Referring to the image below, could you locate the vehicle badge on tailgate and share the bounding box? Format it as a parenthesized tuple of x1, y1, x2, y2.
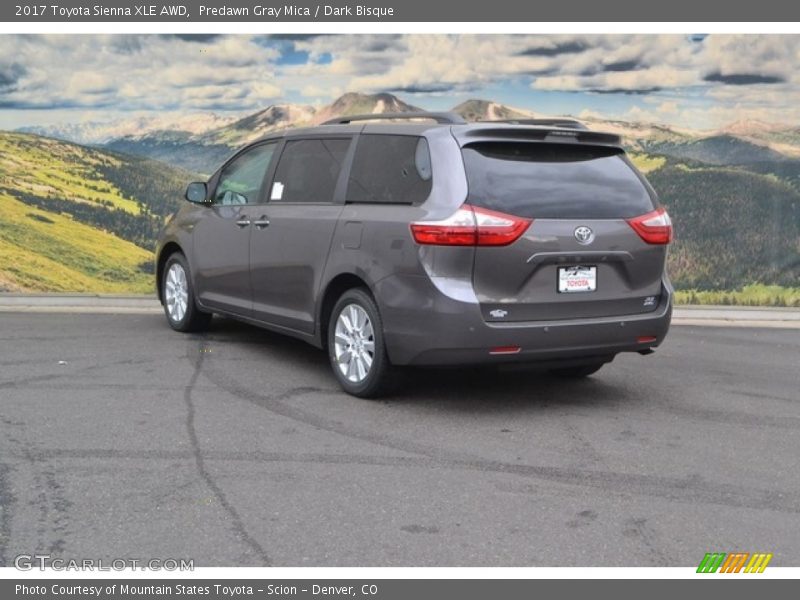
(574, 226, 594, 245)
(489, 309, 508, 318)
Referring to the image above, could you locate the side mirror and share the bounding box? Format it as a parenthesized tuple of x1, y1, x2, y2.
(185, 182, 208, 204)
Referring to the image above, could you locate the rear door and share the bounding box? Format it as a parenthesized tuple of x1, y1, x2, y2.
(249, 137, 352, 332)
(461, 141, 667, 321)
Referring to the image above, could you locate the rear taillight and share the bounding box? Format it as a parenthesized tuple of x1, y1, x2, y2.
(627, 207, 673, 245)
(410, 204, 531, 247)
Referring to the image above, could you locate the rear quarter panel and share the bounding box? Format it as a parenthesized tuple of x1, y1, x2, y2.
(317, 129, 474, 333)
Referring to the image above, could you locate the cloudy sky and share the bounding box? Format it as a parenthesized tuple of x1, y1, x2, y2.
(2, 34, 800, 131)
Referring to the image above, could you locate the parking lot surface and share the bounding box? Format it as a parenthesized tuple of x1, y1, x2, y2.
(0, 313, 798, 566)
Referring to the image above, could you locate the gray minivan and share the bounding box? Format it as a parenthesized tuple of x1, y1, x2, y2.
(156, 112, 673, 397)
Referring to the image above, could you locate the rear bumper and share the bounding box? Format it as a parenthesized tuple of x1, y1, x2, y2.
(375, 274, 672, 366)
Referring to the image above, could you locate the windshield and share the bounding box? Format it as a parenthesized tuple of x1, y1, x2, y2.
(462, 142, 655, 219)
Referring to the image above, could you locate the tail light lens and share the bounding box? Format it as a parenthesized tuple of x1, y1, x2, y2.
(627, 207, 673, 245)
(410, 204, 531, 246)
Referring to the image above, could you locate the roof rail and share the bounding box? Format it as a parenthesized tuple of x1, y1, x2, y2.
(321, 112, 466, 125)
(485, 118, 589, 130)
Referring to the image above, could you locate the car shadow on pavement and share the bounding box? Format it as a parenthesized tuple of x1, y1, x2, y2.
(203, 317, 633, 413)
(392, 365, 631, 412)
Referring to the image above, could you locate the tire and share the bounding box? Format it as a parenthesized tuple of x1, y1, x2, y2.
(327, 288, 394, 398)
(549, 363, 605, 378)
(161, 252, 212, 333)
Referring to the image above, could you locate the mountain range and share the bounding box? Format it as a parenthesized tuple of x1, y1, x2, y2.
(19, 92, 800, 173)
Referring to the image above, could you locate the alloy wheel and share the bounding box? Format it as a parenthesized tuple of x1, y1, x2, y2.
(164, 262, 189, 323)
(333, 304, 376, 383)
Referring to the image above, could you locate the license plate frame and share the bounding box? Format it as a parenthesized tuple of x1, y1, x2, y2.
(558, 265, 597, 293)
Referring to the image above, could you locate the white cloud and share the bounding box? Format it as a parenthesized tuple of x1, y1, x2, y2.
(656, 101, 680, 114)
(0, 35, 282, 111)
(2, 34, 800, 131)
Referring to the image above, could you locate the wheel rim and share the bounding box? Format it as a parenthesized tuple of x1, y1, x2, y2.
(164, 263, 189, 323)
(333, 304, 375, 383)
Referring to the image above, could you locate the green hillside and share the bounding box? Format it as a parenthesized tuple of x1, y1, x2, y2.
(0, 191, 152, 292)
(644, 158, 800, 290)
(0, 132, 196, 293)
(642, 135, 790, 165)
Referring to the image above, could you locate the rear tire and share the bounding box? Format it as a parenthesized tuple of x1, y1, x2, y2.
(162, 253, 212, 333)
(327, 288, 394, 398)
(549, 363, 605, 378)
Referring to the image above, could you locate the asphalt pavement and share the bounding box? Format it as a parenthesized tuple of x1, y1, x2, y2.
(0, 311, 798, 567)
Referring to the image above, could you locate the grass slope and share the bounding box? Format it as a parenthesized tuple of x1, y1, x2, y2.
(0, 131, 197, 293)
(674, 284, 800, 307)
(0, 191, 151, 292)
(0, 133, 141, 214)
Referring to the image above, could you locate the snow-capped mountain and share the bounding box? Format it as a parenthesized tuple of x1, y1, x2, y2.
(451, 99, 536, 122)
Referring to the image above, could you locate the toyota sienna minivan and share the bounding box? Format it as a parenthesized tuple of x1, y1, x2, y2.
(156, 112, 673, 397)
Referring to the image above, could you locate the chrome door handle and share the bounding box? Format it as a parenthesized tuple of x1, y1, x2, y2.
(235, 218, 251, 227)
(253, 216, 270, 229)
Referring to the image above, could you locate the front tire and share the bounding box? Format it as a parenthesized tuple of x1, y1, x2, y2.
(327, 288, 393, 398)
(162, 253, 211, 333)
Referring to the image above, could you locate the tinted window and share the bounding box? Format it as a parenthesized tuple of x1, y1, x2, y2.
(462, 142, 654, 219)
(347, 135, 432, 205)
(214, 143, 276, 205)
(270, 138, 350, 203)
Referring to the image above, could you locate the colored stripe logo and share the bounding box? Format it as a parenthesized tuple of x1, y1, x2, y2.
(697, 552, 772, 573)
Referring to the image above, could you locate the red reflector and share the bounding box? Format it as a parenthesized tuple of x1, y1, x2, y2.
(637, 336, 657, 344)
(626, 207, 673, 245)
(410, 204, 531, 247)
(489, 346, 521, 355)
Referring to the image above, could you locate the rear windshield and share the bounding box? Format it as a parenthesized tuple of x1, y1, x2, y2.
(461, 142, 654, 219)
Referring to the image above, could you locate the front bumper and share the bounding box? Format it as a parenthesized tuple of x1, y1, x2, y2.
(375, 274, 673, 366)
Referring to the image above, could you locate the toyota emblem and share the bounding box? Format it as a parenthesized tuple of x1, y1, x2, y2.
(574, 226, 595, 245)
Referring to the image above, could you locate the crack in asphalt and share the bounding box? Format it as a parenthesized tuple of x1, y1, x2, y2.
(0, 462, 14, 567)
(621, 516, 669, 566)
(0, 414, 72, 564)
(561, 421, 606, 468)
(0, 357, 157, 390)
(25, 445, 800, 514)
(183, 337, 271, 566)
(196, 347, 800, 516)
(3, 315, 798, 567)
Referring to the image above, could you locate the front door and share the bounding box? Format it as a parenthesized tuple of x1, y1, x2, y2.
(192, 142, 278, 316)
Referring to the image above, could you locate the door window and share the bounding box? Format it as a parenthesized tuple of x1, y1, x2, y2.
(346, 135, 432, 204)
(214, 142, 277, 206)
(269, 138, 351, 204)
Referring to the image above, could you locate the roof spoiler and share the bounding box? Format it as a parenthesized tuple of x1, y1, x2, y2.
(482, 118, 589, 131)
(321, 112, 466, 125)
(459, 126, 623, 148)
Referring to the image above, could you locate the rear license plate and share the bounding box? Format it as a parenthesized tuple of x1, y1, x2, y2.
(558, 266, 597, 293)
